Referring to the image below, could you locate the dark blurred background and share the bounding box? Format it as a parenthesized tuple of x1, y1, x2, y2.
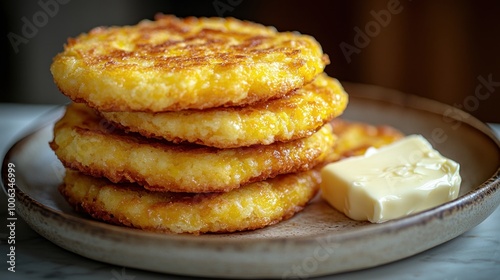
(2, 0, 499, 122)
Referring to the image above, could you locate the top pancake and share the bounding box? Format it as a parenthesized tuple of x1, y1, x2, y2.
(51, 14, 329, 112)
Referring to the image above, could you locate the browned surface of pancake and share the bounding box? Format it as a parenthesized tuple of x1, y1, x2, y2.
(50, 14, 328, 112)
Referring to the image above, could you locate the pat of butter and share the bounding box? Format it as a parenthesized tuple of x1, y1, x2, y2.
(320, 135, 461, 223)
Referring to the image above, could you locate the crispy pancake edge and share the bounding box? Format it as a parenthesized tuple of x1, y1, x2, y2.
(50, 103, 336, 192)
(100, 74, 348, 148)
(59, 168, 321, 234)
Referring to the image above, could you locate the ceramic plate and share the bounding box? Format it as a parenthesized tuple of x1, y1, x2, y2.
(2, 83, 499, 279)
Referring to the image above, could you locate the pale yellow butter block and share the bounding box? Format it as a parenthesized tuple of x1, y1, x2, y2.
(320, 135, 461, 223)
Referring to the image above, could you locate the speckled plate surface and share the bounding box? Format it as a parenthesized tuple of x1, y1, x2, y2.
(2, 83, 500, 279)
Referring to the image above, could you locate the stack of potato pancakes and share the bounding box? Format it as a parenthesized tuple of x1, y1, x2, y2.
(50, 14, 357, 234)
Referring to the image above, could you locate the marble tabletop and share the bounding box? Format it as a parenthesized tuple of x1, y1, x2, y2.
(0, 103, 499, 280)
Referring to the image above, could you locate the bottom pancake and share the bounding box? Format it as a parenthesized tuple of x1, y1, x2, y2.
(60, 169, 320, 234)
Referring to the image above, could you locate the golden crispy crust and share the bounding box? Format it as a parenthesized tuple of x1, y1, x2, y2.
(50, 14, 328, 112)
(59, 168, 320, 234)
(50, 103, 335, 192)
(100, 74, 348, 148)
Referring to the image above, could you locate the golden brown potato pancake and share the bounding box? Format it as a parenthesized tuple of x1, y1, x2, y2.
(100, 74, 348, 148)
(50, 103, 335, 192)
(326, 118, 404, 162)
(50, 14, 329, 112)
(59, 168, 321, 234)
